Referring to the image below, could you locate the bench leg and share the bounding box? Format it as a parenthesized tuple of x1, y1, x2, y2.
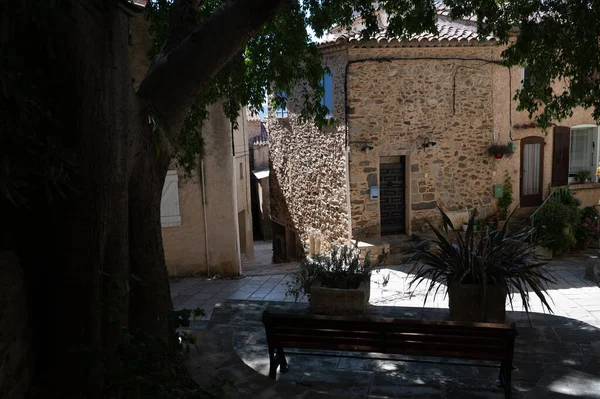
(277, 348, 289, 373)
(497, 361, 512, 399)
(268, 349, 278, 379)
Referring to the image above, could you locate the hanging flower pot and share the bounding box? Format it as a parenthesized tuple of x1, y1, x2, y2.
(487, 143, 514, 159)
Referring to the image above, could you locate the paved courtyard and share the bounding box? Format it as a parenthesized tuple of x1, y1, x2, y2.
(170, 253, 600, 398)
(171, 255, 600, 329)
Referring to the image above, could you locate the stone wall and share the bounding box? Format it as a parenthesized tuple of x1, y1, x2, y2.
(347, 46, 497, 235)
(253, 144, 269, 171)
(270, 41, 600, 247)
(0, 251, 33, 399)
(269, 48, 350, 254)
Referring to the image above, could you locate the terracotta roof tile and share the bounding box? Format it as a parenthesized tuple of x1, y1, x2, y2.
(318, 4, 491, 47)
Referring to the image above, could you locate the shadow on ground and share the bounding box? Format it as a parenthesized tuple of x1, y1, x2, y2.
(208, 300, 600, 399)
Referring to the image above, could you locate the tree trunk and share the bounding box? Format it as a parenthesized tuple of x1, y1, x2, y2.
(1, 0, 293, 396)
(128, 135, 173, 337)
(41, 1, 141, 396)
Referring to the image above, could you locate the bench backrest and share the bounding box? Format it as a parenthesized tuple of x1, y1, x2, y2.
(262, 311, 517, 362)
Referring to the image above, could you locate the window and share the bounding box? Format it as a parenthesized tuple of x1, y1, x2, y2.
(160, 170, 181, 227)
(239, 162, 244, 180)
(570, 127, 597, 176)
(321, 71, 333, 118)
(552, 125, 599, 186)
(521, 67, 535, 90)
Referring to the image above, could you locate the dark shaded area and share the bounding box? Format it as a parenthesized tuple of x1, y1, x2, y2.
(209, 300, 600, 398)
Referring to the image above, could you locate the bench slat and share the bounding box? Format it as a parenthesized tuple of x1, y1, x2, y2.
(272, 324, 512, 339)
(271, 327, 509, 347)
(268, 316, 513, 336)
(266, 312, 512, 330)
(273, 340, 507, 361)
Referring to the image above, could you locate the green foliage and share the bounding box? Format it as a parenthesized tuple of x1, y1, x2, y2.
(286, 244, 373, 301)
(144, 0, 448, 174)
(446, 0, 600, 129)
(408, 207, 554, 315)
(145, 0, 330, 174)
(533, 188, 581, 254)
(576, 170, 592, 184)
(497, 170, 513, 220)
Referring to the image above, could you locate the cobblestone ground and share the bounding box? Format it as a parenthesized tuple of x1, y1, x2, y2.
(170, 254, 600, 329)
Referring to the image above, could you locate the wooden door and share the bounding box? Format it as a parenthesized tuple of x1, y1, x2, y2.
(520, 137, 545, 207)
(380, 157, 406, 235)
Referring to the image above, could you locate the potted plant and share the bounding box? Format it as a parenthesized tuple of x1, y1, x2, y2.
(286, 244, 374, 315)
(497, 171, 513, 230)
(408, 208, 554, 323)
(487, 143, 515, 159)
(575, 170, 593, 184)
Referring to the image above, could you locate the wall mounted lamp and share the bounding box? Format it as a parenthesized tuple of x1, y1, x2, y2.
(361, 144, 374, 152)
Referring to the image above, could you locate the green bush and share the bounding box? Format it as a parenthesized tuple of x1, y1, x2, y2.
(533, 199, 579, 254)
(576, 206, 600, 241)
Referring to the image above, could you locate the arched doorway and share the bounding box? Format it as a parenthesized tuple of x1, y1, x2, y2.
(520, 136, 545, 207)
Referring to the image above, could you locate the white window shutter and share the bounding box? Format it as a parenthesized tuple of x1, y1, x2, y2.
(161, 170, 181, 227)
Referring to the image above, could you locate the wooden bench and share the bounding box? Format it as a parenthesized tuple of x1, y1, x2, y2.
(262, 311, 518, 399)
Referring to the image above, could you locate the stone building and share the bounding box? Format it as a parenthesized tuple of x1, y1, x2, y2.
(269, 3, 600, 258)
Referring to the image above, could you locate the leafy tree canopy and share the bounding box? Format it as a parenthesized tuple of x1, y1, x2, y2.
(445, 0, 600, 128)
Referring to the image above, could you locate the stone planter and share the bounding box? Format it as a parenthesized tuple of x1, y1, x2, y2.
(535, 246, 553, 260)
(309, 278, 370, 316)
(448, 281, 507, 323)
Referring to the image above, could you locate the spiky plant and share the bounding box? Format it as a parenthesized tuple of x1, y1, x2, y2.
(408, 207, 555, 316)
(286, 244, 372, 301)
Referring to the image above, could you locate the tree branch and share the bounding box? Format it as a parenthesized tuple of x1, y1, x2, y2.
(161, 0, 203, 53)
(138, 0, 292, 137)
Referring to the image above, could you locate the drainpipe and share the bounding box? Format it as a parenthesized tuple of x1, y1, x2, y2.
(345, 145, 352, 244)
(200, 159, 210, 276)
